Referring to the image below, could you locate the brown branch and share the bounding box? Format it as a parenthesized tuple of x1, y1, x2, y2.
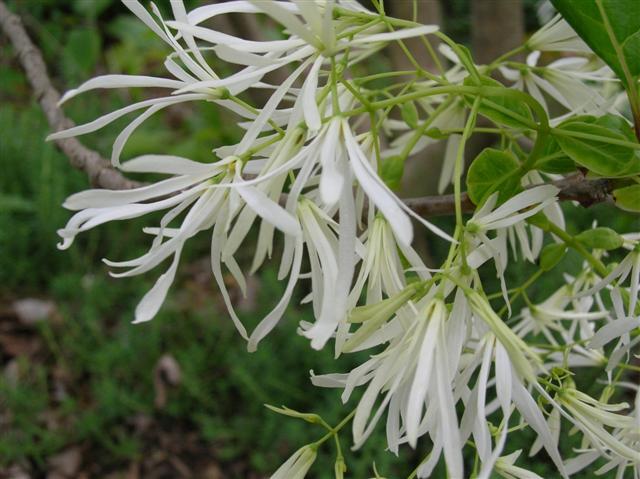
(0, 0, 141, 190)
(403, 173, 614, 217)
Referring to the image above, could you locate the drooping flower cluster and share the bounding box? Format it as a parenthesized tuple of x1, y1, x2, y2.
(52, 2, 640, 478)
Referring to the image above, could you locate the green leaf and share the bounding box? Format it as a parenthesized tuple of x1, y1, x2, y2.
(463, 76, 535, 129)
(466, 148, 522, 205)
(551, 0, 640, 88)
(401, 101, 419, 129)
(534, 137, 576, 174)
(540, 243, 567, 271)
(576, 227, 624, 250)
(553, 116, 640, 176)
(613, 184, 640, 212)
(380, 155, 405, 191)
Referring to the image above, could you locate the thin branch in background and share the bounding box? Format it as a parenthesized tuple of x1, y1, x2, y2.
(404, 173, 615, 217)
(0, 0, 141, 190)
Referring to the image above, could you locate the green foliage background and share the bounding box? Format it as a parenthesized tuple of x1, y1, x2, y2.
(0, 1, 636, 477)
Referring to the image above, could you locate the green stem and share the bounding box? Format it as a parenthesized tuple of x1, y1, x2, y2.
(433, 31, 481, 83)
(312, 410, 357, 448)
(400, 97, 455, 160)
(541, 221, 608, 277)
(455, 97, 481, 228)
(498, 269, 544, 317)
(342, 85, 548, 130)
(485, 44, 527, 72)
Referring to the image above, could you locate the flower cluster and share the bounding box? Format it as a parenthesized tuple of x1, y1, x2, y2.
(53, 2, 640, 478)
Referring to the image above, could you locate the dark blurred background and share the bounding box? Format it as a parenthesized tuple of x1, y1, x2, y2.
(0, 1, 635, 478)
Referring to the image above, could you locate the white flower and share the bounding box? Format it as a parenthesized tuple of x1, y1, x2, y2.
(468, 185, 559, 234)
(333, 215, 428, 354)
(555, 385, 639, 466)
(271, 444, 317, 479)
(499, 52, 612, 119)
(494, 450, 544, 479)
(313, 294, 466, 477)
(527, 14, 591, 53)
(58, 154, 301, 336)
(466, 185, 559, 306)
(165, 0, 438, 131)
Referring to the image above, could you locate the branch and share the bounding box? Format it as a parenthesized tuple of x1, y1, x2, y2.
(0, 1, 141, 190)
(403, 173, 614, 217)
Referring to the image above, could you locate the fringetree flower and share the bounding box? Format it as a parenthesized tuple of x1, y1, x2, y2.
(499, 51, 613, 120)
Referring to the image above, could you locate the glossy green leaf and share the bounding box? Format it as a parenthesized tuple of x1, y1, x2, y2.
(551, 0, 640, 88)
(534, 137, 576, 174)
(466, 148, 521, 205)
(380, 155, 405, 191)
(540, 243, 567, 271)
(463, 76, 535, 129)
(576, 227, 624, 250)
(613, 184, 640, 212)
(553, 116, 640, 177)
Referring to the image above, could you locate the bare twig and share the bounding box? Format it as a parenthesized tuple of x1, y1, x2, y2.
(0, 2, 617, 219)
(404, 172, 614, 217)
(0, 0, 141, 190)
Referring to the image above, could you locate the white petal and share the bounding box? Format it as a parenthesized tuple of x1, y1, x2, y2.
(293, 0, 322, 38)
(59, 75, 184, 105)
(170, 0, 217, 79)
(435, 334, 464, 479)
(480, 185, 559, 226)
(122, 0, 170, 43)
(351, 25, 438, 44)
(187, 1, 299, 26)
(210, 208, 249, 340)
(111, 103, 167, 166)
(133, 247, 182, 323)
(249, 0, 318, 47)
(235, 59, 310, 155)
(406, 303, 442, 447)
(512, 380, 567, 478)
(301, 55, 323, 132)
(237, 185, 301, 237)
(319, 120, 344, 205)
(589, 318, 640, 348)
(120, 154, 218, 175)
(63, 174, 210, 210)
(47, 94, 206, 141)
(213, 44, 274, 66)
(307, 165, 355, 350)
(343, 122, 413, 246)
(247, 237, 303, 351)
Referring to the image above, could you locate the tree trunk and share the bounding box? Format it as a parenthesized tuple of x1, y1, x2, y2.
(386, 0, 442, 72)
(471, 0, 524, 64)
